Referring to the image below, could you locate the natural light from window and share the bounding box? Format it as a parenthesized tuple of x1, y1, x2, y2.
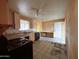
(19, 19, 30, 30)
(54, 22, 65, 44)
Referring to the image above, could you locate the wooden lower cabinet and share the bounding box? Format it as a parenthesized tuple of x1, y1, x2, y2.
(9, 42, 33, 59)
(41, 32, 53, 38)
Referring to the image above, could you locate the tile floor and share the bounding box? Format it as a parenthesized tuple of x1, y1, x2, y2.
(33, 40, 67, 59)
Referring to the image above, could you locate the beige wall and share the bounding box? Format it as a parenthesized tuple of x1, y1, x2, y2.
(32, 19, 42, 32)
(42, 19, 64, 32)
(65, 0, 78, 59)
(42, 21, 54, 32)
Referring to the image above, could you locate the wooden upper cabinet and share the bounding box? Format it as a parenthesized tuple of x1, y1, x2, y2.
(14, 12, 20, 29)
(0, 0, 12, 25)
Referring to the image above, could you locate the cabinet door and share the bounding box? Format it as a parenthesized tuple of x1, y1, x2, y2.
(0, 0, 11, 25)
(14, 12, 20, 29)
(9, 42, 33, 59)
(8, 9, 15, 28)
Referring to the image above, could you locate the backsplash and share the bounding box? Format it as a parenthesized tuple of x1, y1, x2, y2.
(3, 28, 34, 40)
(4, 28, 22, 35)
(3, 28, 33, 40)
(4, 28, 35, 35)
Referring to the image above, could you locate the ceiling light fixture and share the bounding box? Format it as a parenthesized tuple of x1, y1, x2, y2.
(32, 8, 41, 18)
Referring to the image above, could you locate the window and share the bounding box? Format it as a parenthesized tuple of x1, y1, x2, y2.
(54, 22, 62, 38)
(19, 19, 30, 30)
(54, 22, 66, 44)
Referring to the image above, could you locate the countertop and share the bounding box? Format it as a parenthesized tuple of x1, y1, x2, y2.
(7, 38, 32, 51)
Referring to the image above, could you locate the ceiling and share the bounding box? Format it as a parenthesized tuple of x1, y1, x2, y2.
(8, 0, 68, 21)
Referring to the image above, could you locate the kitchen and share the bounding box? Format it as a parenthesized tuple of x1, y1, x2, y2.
(0, 0, 77, 59)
